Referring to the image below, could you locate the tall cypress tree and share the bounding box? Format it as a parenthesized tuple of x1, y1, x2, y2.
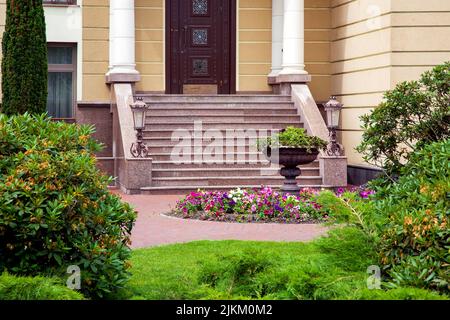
(1, 0, 47, 115)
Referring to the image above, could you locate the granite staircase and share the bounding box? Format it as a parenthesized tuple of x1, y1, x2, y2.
(136, 94, 323, 193)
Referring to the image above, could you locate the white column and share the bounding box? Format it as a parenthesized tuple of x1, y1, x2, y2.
(269, 0, 284, 77)
(280, 0, 306, 75)
(107, 0, 139, 77)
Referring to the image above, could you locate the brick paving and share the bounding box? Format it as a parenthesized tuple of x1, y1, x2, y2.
(112, 191, 329, 248)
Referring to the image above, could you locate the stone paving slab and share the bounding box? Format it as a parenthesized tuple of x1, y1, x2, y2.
(112, 191, 329, 248)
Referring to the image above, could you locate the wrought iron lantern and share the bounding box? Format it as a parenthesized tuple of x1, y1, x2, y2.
(324, 96, 344, 156)
(130, 97, 149, 158)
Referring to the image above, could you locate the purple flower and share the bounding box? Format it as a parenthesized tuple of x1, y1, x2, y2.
(359, 190, 375, 199)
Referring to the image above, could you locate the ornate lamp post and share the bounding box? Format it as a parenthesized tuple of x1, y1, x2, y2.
(130, 97, 149, 158)
(324, 96, 344, 156)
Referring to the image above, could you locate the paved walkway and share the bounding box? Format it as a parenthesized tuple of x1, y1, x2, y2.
(113, 191, 329, 248)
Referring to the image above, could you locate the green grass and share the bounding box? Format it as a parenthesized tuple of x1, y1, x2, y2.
(119, 227, 448, 300)
(0, 273, 85, 300)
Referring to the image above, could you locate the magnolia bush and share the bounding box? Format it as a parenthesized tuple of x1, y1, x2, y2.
(0, 114, 136, 298)
(357, 62, 450, 179)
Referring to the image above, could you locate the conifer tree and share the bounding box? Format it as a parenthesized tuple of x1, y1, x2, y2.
(1, 0, 47, 114)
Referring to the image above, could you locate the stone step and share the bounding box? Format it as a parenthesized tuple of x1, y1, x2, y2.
(146, 114, 300, 122)
(140, 184, 323, 195)
(147, 145, 263, 153)
(143, 137, 274, 145)
(143, 130, 281, 138)
(144, 122, 303, 130)
(146, 104, 296, 112)
(152, 167, 320, 178)
(151, 160, 320, 169)
(150, 175, 323, 187)
(148, 152, 268, 162)
(137, 94, 292, 103)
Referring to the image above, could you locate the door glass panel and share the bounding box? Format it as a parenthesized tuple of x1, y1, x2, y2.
(48, 46, 73, 64)
(192, 0, 208, 15)
(47, 72, 73, 118)
(192, 29, 208, 45)
(192, 59, 208, 75)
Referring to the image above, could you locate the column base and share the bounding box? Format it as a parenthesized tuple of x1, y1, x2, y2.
(106, 71, 141, 84)
(268, 73, 311, 95)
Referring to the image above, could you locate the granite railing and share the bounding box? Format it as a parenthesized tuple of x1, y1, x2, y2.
(291, 84, 347, 187)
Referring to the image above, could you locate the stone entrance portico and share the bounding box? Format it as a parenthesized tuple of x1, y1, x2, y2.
(100, 0, 347, 194)
(2, 1, 447, 187)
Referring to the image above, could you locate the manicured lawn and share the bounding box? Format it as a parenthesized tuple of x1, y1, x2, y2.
(119, 228, 447, 300)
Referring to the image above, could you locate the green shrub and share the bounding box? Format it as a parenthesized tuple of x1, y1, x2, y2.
(1, 0, 48, 114)
(350, 287, 448, 300)
(197, 228, 380, 300)
(374, 139, 449, 293)
(257, 126, 327, 152)
(315, 190, 384, 239)
(313, 227, 378, 272)
(198, 249, 274, 298)
(0, 272, 84, 300)
(356, 62, 450, 179)
(0, 113, 137, 298)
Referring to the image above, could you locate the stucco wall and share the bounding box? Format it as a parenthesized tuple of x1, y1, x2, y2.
(304, 0, 332, 102)
(83, 0, 110, 101)
(331, 0, 450, 166)
(135, 0, 164, 92)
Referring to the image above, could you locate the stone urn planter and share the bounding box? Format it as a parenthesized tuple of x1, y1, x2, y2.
(263, 147, 320, 194)
(258, 127, 326, 194)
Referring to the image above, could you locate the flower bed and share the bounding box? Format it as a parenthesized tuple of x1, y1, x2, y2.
(170, 186, 373, 224)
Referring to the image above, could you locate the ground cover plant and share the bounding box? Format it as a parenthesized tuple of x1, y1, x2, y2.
(120, 229, 447, 300)
(0, 272, 84, 300)
(171, 186, 374, 223)
(0, 113, 137, 298)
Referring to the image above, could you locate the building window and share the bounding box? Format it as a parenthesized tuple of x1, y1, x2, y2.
(43, 0, 77, 5)
(47, 44, 76, 119)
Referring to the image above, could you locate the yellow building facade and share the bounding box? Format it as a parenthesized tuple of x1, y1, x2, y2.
(0, 0, 449, 187)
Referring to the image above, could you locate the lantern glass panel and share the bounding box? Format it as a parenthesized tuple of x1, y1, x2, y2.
(132, 108, 146, 130)
(326, 109, 333, 128)
(331, 108, 340, 128)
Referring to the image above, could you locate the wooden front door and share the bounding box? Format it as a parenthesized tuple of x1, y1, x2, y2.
(166, 0, 236, 94)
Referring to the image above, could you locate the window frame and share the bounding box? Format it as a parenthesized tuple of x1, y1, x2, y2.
(47, 42, 77, 120)
(43, 0, 77, 5)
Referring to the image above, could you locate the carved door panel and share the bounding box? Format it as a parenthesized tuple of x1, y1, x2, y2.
(166, 0, 235, 94)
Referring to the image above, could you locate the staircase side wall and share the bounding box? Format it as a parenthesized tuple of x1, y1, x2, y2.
(292, 84, 347, 187)
(112, 83, 153, 194)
